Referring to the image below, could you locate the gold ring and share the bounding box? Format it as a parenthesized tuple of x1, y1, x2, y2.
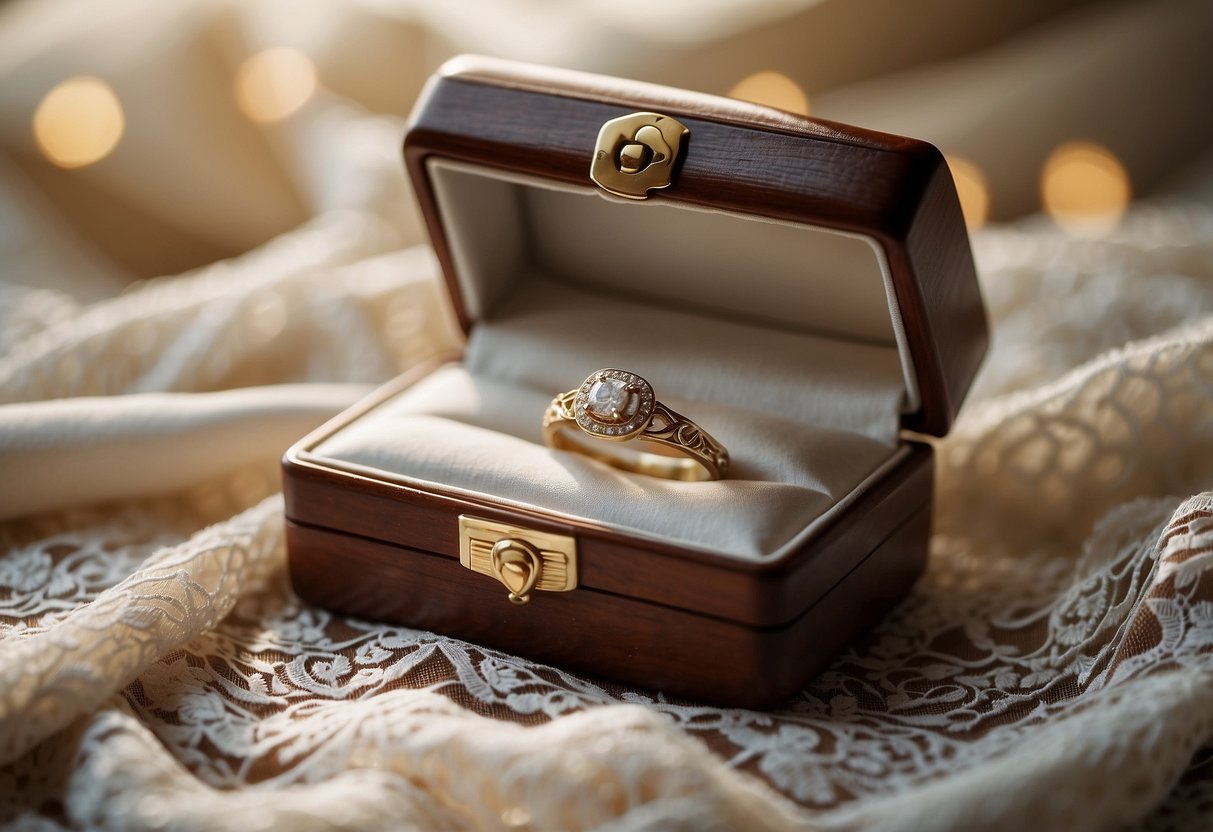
(542, 368, 729, 482)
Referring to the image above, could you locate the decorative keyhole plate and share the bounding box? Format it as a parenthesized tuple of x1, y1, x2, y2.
(590, 112, 689, 200)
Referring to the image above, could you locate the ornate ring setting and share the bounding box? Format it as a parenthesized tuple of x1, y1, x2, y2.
(542, 368, 729, 481)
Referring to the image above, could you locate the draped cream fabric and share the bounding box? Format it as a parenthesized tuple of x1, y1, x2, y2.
(3, 1, 1213, 830)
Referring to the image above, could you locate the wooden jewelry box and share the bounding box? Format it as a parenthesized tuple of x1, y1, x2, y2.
(282, 56, 987, 709)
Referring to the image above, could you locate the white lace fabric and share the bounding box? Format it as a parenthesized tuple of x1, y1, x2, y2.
(3, 0, 1213, 818)
(1, 202, 1212, 831)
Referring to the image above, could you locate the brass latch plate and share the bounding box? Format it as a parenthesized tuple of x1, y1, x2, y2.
(590, 112, 689, 200)
(458, 515, 577, 605)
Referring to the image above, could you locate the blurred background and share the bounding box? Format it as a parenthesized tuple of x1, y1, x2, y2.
(1, 0, 1212, 302)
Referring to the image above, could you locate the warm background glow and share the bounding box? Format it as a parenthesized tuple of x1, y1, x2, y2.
(727, 70, 810, 116)
(234, 47, 318, 124)
(1041, 140, 1131, 235)
(945, 155, 990, 230)
(32, 75, 125, 168)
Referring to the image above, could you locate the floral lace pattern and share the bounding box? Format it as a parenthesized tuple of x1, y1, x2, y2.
(2, 202, 1212, 831)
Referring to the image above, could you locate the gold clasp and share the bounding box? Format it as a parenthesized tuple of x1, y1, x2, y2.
(490, 538, 541, 604)
(458, 516, 577, 605)
(590, 112, 689, 200)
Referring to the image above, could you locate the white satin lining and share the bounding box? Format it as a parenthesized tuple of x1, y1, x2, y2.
(309, 157, 921, 559)
(311, 330, 910, 559)
(427, 158, 921, 413)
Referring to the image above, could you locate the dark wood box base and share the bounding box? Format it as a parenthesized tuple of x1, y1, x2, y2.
(286, 505, 928, 710)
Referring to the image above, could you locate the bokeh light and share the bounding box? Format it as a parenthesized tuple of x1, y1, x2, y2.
(235, 47, 318, 123)
(33, 76, 125, 169)
(945, 155, 990, 231)
(1041, 141, 1131, 235)
(727, 71, 809, 116)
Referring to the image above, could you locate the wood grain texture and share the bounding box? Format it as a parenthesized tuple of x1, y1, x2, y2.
(287, 505, 929, 710)
(281, 61, 986, 707)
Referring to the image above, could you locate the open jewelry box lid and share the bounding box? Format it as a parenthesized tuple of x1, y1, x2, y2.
(402, 55, 987, 436)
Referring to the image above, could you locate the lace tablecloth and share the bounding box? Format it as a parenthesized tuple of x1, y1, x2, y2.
(3, 1, 1213, 828)
(2, 199, 1212, 830)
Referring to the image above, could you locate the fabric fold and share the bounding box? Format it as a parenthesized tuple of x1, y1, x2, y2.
(0, 385, 369, 520)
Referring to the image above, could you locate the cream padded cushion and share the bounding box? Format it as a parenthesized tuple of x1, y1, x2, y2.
(312, 280, 909, 558)
(311, 159, 918, 559)
(470, 280, 904, 443)
(313, 364, 907, 558)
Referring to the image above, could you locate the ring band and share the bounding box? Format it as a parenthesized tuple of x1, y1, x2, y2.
(542, 368, 729, 482)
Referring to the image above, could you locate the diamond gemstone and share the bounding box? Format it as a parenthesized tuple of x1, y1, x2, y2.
(586, 377, 629, 419)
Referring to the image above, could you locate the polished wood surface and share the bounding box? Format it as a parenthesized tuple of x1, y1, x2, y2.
(282, 60, 986, 707)
(287, 505, 929, 710)
(283, 362, 934, 706)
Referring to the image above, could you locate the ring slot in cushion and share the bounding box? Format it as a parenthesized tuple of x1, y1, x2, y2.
(312, 363, 904, 558)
